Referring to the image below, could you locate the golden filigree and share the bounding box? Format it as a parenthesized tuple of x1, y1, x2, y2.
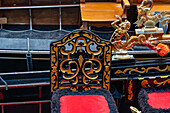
(78, 55, 84, 68)
(128, 80, 133, 100)
(115, 65, 170, 75)
(141, 80, 150, 88)
(115, 67, 146, 74)
(146, 65, 169, 73)
(153, 79, 170, 87)
(141, 79, 170, 87)
(51, 30, 112, 91)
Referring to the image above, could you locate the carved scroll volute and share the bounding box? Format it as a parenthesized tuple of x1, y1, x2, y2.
(59, 56, 80, 81)
(82, 59, 102, 80)
(60, 41, 76, 55)
(86, 41, 102, 55)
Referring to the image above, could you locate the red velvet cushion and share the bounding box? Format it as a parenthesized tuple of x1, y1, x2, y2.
(60, 95, 110, 113)
(147, 92, 170, 109)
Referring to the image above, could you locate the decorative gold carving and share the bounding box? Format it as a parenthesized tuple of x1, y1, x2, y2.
(51, 30, 112, 92)
(78, 55, 83, 68)
(115, 65, 170, 75)
(115, 67, 146, 74)
(110, 15, 162, 58)
(141, 80, 150, 88)
(146, 65, 169, 73)
(141, 79, 170, 87)
(134, 0, 169, 30)
(128, 80, 133, 100)
(153, 79, 170, 87)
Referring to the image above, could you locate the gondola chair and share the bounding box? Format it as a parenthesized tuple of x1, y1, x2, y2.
(80, 0, 130, 29)
(50, 29, 119, 113)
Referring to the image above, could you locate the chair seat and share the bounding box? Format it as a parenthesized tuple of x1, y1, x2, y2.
(138, 87, 170, 113)
(51, 88, 118, 113)
(151, 4, 170, 14)
(80, 2, 123, 22)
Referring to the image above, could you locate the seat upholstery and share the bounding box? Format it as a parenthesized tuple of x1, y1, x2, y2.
(138, 86, 170, 113)
(51, 88, 119, 113)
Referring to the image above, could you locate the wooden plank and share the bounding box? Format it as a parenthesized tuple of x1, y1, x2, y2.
(80, 2, 123, 22)
(0, 0, 2, 7)
(62, 7, 80, 25)
(3, 9, 29, 24)
(61, 0, 80, 4)
(2, 0, 29, 6)
(31, 0, 58, 5)
(32, 8, 59, 25)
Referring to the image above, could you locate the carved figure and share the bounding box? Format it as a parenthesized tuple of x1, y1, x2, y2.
(134, 0, 170, 29)
(110, 15, 131, 51)
(110, 16, 169, 56)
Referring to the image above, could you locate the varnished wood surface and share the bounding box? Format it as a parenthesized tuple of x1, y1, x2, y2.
(1, 7, 80, 25)
(151, 3, 170, 13)
(3, 9, 29, 24)
(61, 7, 80, 25)
(80, 2, 123, 22)
(31, 0, 58, 5)
(2, 0, 29, 6)
(0, 0, 80, 25)
(32, 8, 59, 25)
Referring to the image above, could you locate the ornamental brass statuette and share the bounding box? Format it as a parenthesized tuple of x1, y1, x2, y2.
(110, 0, 170, 59)
(135, 0, 170, 38)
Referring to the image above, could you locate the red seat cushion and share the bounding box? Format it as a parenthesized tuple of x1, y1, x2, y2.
(60, 95, 110, 113)
(147, 92, 170, 109)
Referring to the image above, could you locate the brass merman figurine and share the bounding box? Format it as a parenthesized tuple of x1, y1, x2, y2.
(110, 15, 169, 57)
(110, 15, 131, 51)
(134, 0, 170, 30)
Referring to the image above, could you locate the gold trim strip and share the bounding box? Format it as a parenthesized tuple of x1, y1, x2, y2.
(149, 77, 156, 79)
(138, 78, 144, 80)
(160, 76, 168, 78)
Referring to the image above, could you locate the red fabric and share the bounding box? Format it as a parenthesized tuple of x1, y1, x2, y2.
(147, 92, 170, 109)
(60, 95, 110, 113)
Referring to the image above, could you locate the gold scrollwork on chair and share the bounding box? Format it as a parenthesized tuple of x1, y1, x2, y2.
(50, 30, 112, 92)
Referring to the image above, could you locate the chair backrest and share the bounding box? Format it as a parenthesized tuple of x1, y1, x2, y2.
(50, 29, 112, 92)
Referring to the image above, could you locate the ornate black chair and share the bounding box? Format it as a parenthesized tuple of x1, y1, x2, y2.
(50, 29, 118, 113)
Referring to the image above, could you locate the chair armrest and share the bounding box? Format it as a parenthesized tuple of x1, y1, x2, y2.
(122, 0, 130, 9)
(121, 0, 130, 20)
